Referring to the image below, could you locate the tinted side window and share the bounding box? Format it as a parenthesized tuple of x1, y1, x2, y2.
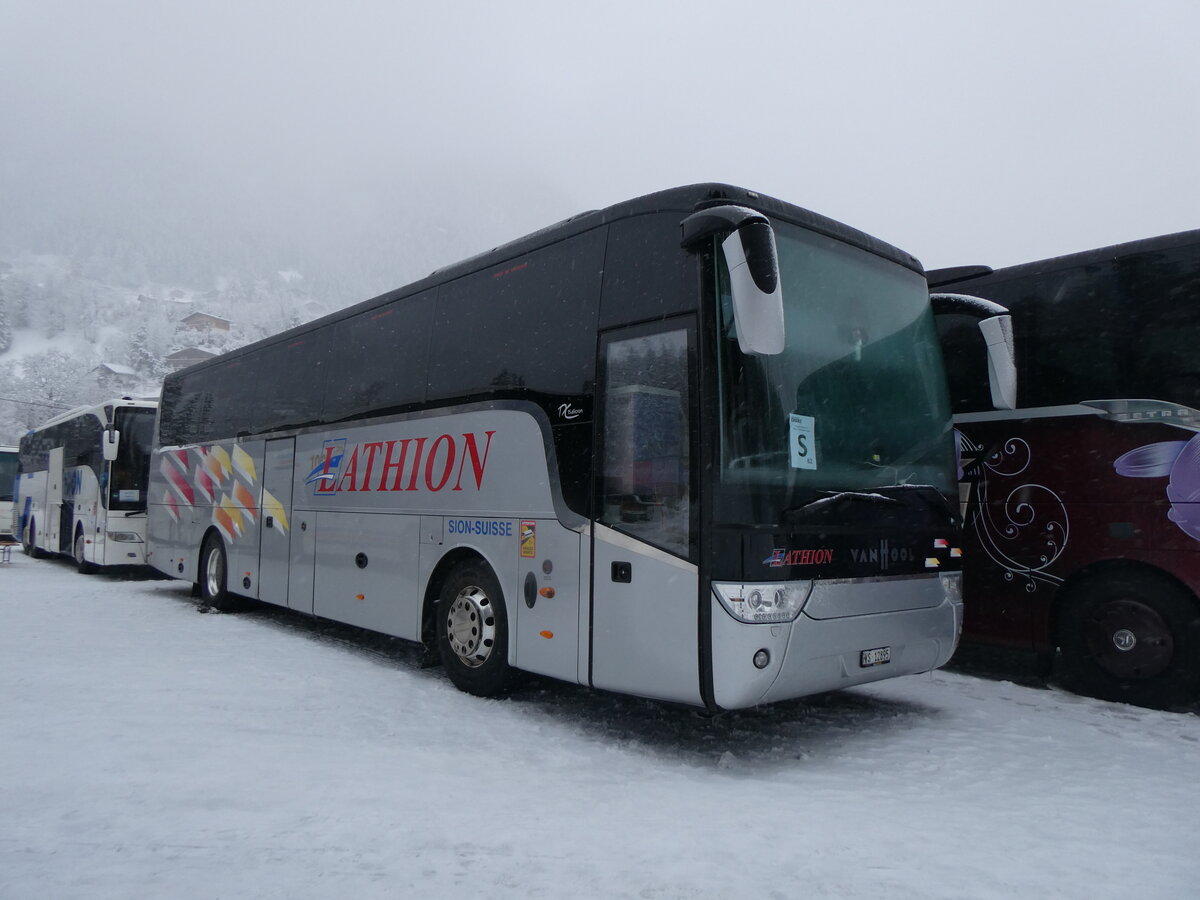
(1126, 243, 1200, 406)
(959, 241, 1200, 409)
(599, 213, 691, 329)
(161, 365, 229, 444)
(206, 359, 252, 440)
(1026, 264, 1126, 406)
(953, 271, 1123, 408)
(245, 332, 332, 433)
(427, 229, 605, 402)
(324, 291, 434, 421)
(0, 452, 16, 501)
(69, 415, 103, 469)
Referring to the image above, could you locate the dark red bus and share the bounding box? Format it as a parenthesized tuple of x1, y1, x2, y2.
(931, 229, 1200, 708)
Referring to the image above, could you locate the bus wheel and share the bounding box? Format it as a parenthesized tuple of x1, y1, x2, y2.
(24, 519, 45, 559)
(436, 562, 514, 697)
(1057, 572, 1200, 708)
(73, 528, 96, 574)
(199, 534, 236, 612)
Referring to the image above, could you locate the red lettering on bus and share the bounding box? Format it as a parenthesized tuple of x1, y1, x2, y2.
(377, 439, 412, 491)
(337, 446, 362, 492)
(316, 445, 339, 493)
(425, 434, 456, 491)
(360, 441, 385, 489)
(326, 431, 496, 493)
(404, 437, 428, 491)
(454, 430, 496, 491)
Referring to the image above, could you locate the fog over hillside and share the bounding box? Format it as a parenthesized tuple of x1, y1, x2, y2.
(0, 130, 577, 443)
(4, 0, 1198, 443)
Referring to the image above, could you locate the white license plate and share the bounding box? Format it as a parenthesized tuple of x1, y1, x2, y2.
(860, 646, 891, 667)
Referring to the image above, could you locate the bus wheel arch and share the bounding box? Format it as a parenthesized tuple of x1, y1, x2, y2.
(1054, 561, 1200, 708)
(198, 529, 241, 612)
(426, 549, 515, 696)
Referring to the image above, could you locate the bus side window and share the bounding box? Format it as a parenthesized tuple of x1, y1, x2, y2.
(1131, 248, 1200, 407)
(599, 327, 692, 559)
(934, 312, 993, 414)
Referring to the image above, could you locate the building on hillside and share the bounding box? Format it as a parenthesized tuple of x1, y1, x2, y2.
(164, 347, 216, 371)
(180, 312, 231, 332)
(90, 362, 140, 392)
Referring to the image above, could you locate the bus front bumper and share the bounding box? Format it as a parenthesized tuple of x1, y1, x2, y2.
(710, 575, 963, 710)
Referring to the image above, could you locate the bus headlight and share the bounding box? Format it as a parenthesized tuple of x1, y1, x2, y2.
(941, 572, 964, 640)
(940, 571, 963, 605)
(106, 531, 144, 543)
(713, 581, 813, 624)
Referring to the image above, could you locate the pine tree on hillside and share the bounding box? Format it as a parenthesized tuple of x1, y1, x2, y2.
(18, 349, 96, 426)
(129, 324, 157, 374)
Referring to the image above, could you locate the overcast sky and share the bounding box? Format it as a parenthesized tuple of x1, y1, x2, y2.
(3, 0, 1198, 293)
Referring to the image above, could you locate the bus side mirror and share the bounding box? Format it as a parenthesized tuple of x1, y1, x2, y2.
(931, 292, 1017, 411)
(979, 315, 1016, 410)
(102, 428, 121, 462)
(681, 205, 785, 356)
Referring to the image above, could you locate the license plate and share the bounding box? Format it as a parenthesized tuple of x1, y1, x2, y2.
(860, 646, 891, 667)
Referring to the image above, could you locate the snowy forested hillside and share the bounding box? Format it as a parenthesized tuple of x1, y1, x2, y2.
(0, 254, 327, 443)
(0, 160, 574, 445)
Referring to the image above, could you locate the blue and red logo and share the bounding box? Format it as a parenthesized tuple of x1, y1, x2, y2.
(306, 439, 346, 494)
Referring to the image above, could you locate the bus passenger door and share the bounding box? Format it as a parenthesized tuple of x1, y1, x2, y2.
(590, 322, 702, 706)
(47, 446, 65, 551)
(259, 438, 296, 608)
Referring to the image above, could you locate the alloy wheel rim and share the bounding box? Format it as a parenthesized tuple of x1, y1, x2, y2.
(206, 548, 224, 597)
(446, 585, 495, 667)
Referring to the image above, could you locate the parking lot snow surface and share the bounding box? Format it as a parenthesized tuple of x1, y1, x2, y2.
(2, 553, 1198, 899)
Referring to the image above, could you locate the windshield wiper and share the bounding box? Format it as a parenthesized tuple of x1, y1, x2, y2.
(780, 491, 899, 522)
(780, 485, 953, 526)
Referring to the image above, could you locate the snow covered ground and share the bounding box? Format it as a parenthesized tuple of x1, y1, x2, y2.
(2, 552, 1197, 900)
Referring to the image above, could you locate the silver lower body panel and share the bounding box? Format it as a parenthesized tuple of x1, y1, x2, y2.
(711, 576, 962, 710)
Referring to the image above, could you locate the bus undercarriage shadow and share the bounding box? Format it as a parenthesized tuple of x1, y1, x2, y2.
(947, 642, 1200, 715)
(151, 587, 949, 765)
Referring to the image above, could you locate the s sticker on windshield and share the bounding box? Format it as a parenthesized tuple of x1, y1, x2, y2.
(789, 414, 817, 470)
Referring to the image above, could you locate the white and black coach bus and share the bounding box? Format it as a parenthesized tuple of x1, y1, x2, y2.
(147, 184, 1013, 710)
(16, 398, 158, 570)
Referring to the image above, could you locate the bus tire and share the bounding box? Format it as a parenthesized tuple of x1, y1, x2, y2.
(1056, 571, 1200, 708)
(24, 519, 46, 559)
(436, 561, 514, 697)
(199, 533, 238, 612)
(73, 527, 96, 574)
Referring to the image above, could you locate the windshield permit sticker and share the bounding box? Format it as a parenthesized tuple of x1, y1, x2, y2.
(789, 414, 817, 470)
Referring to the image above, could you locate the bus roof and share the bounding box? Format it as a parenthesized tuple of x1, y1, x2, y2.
(927, 227, 1200, 288)
(167, 183, 924, 381)
(22, 398, 158, 435)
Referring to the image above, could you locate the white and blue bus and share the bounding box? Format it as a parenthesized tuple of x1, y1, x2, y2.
(16, 399, 158, 570)
(147, 184, 1012, 710)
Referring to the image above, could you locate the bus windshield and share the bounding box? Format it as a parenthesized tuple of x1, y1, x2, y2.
(110, 407, 156, 511)
(713, 221, 955, 526)
(0, 450, 16, 502)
